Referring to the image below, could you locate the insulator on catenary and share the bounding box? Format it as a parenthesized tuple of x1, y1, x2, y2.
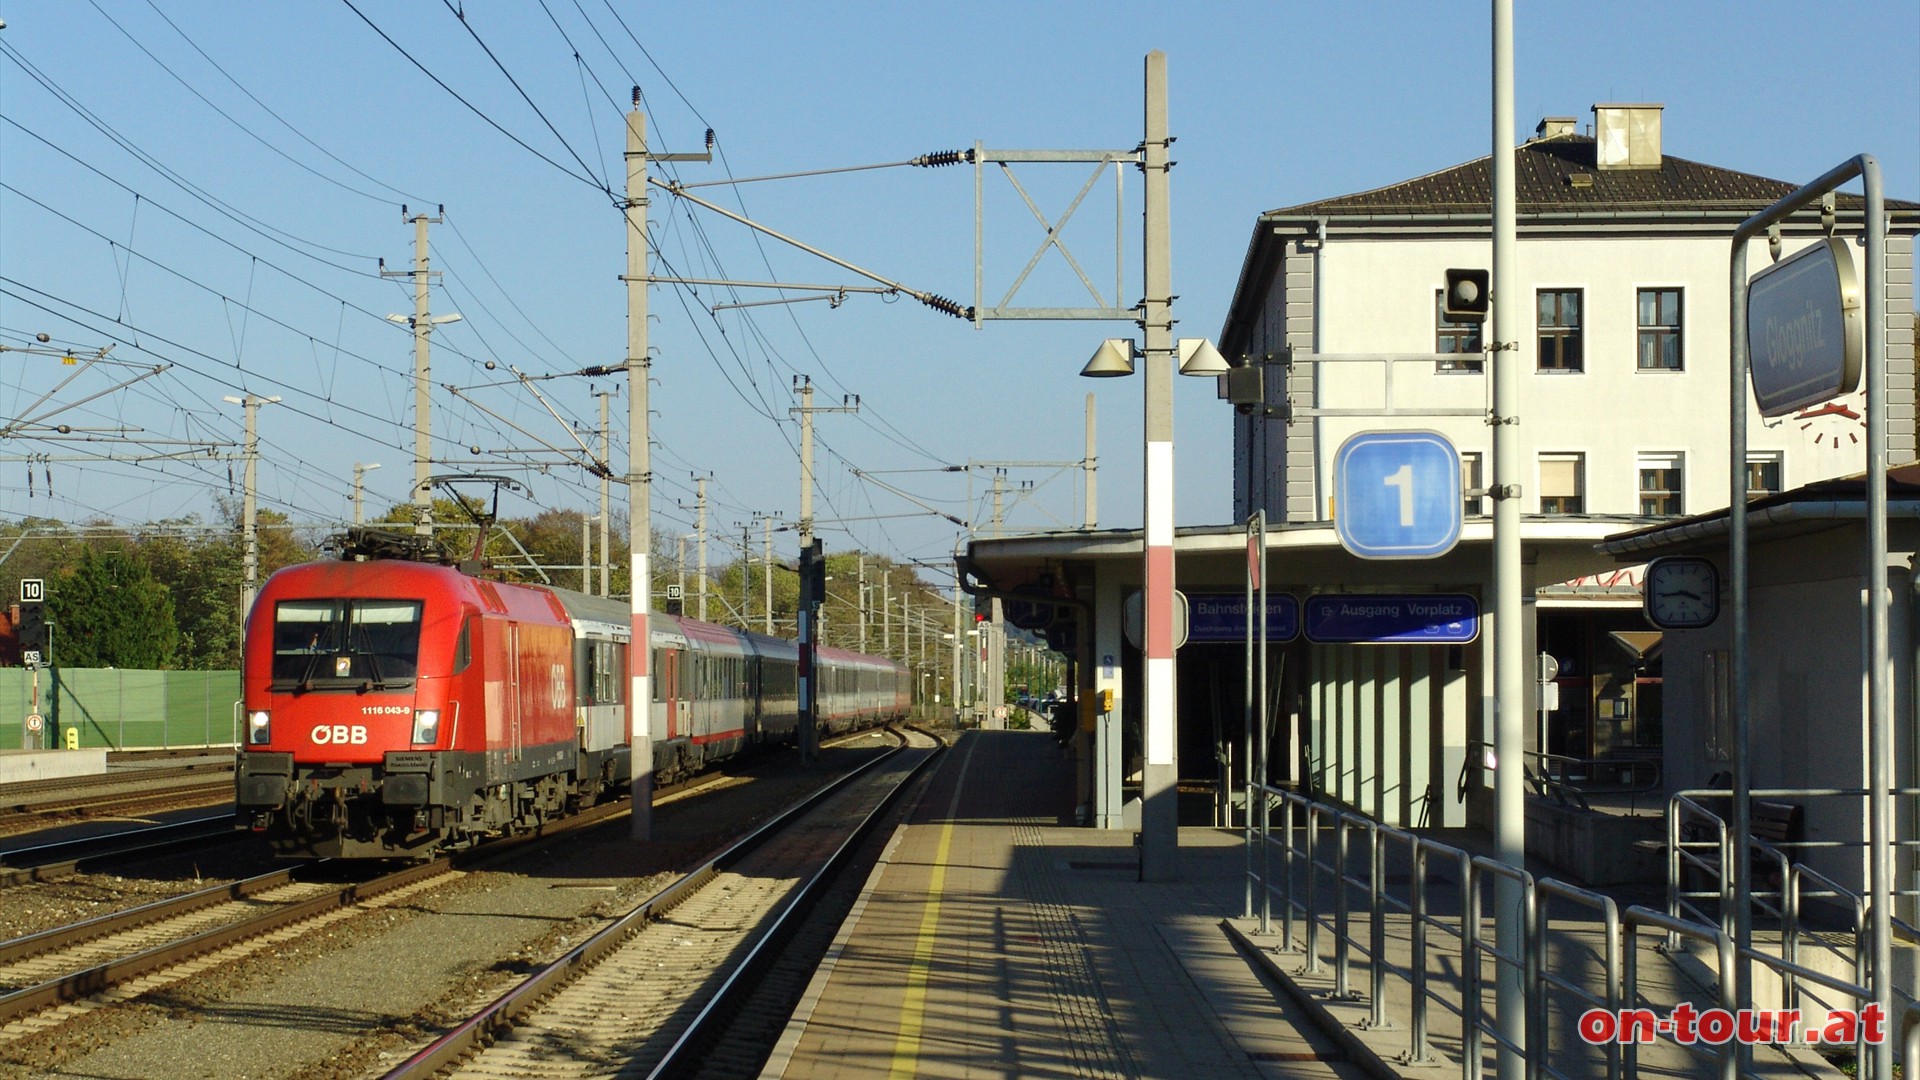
(919, 293, 973, 320)
(912, 149, 971, 167)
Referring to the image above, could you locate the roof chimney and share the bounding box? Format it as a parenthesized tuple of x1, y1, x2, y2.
(1534, 116, 1578, 140)
(1591, 103, 1663, 170)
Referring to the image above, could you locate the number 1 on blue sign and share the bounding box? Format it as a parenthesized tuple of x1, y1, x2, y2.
(1333, 430, 1462, 560)
(1384, 464, 1415, 526)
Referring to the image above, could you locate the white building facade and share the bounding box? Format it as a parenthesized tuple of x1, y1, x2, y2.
(1218, 106, 1916, 802)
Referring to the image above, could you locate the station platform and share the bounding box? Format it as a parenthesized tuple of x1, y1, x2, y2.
(0, 747, 107, 784)
(764, 728, 1369, 1079)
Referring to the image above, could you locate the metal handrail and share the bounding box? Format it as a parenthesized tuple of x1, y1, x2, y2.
(1622, 906, 1736, 1080)
(1534, 878, 1621, 1080)
(1248, 784, 1905, 1077)
(1255, 786, 1541, 1078)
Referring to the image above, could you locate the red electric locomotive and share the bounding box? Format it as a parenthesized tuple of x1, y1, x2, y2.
(234, 534, 912, 858)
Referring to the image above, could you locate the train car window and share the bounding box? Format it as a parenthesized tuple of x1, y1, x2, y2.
(592, 640, 623, 704)
(270, 599, 423, 688)
(455, 616, 473, 674)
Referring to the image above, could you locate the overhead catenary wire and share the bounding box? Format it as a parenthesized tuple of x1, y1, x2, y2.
(2, 5, 991, 576)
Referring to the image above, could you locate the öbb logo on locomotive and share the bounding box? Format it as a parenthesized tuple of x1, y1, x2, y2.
(233, 537, 912, 859)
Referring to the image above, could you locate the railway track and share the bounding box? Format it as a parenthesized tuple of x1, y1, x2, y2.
(0, 813, 240, 887)
(382, 725, 945, 1080)
(0, 763, 236, 835)
(0, 794, 639, 1043)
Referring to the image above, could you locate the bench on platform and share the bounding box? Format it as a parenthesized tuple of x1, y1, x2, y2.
(1674, 798, 1803, 891)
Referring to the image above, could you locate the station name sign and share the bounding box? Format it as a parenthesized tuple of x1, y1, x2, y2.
(1303, 593, 1479, 644)
(1184, 591, 1299, 642)
(1747, 236, 1863, 417)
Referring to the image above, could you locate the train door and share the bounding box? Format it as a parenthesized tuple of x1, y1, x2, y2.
(658, 647, 681, 740)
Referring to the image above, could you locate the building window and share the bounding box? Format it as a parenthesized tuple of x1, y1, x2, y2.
(1537, 289, 1583, 371)
(1539, 453, 1584, 514)
(1461, 452, 1485, 517)
(1436, 289, 1484, 372)
(1638, 453, 1684, 515)
(1637, 288, 1683, 370)
(1746, 452, 1783, 499)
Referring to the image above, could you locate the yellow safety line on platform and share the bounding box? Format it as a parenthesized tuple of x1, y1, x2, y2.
(888, 820, 952, 1079)
(888, 733, 977, 1079)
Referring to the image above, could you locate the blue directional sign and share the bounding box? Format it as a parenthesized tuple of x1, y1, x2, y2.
(1304, 594, 1479, 644)
(1334, 431, 1463, 559)
(1185, 592, 1299, 643)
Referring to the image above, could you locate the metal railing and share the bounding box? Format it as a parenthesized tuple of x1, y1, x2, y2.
(1524, 748, 1662, 812)
(1247, 783, 1897, 1079)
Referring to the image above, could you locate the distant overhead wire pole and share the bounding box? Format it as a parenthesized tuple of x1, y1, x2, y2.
(380, 207, 460, 539)
(223, 393, 281, 617)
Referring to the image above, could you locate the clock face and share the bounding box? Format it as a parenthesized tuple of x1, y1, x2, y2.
(1645, 556, 1718, 629)
(1794, 399, 1866, 448)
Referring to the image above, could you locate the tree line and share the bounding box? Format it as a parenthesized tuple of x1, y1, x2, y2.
(6, 497, 957, 674)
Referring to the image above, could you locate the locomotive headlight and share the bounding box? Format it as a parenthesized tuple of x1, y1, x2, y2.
(247, 710, 271, 745)
(411, 709, 440, 745)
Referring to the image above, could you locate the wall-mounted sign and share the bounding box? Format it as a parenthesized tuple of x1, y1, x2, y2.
(1748, 236, 1863, 417)
(1303, 593, 1479, 644)
(1184, 591, 1299, 642)
(1004, 596, 1060, 631)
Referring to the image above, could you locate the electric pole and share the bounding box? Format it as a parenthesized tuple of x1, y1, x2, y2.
(624, 98, 707, 839)
(580, 514, 594, 593)
(790, 376, 859, 548)
(223, 393, 280, 618)
(352, 462, 380, 525)
(736, 521, 751, 628)
(597, 389, 613, 597)
(381, 208, 458, 539)
(682, 473, 710, 622)
(759, 514, 776, 634)
(792, 374, 857, 767)
(1084, 392, 1098, 529)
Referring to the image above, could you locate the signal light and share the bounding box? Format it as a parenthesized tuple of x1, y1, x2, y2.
(17, 601, 45, 652)
(1443, 268, 1491, 323)
(799, 539, 827, 606)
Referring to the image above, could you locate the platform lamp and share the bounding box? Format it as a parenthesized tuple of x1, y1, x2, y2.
(1080, 335, 1227, 875)
(1081, 338, 1229, 378)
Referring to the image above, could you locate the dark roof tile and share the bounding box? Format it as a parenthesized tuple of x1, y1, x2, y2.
(1269, 135, 1917, 218)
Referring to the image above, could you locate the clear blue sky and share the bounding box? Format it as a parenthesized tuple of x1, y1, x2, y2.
(1, 1, 1914, 584)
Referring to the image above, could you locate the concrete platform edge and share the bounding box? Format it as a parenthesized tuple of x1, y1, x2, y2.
(1224, 920, 1456, 1079)
(0, 748, 107, 784)
(759, 822, 910, 1079)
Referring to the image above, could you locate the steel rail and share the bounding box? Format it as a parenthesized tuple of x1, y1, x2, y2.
(381, 727, 927, 1079)
(0, 813, 239, 886)
(0, 789, 639, 1030)
(645, 730, 945, 1078)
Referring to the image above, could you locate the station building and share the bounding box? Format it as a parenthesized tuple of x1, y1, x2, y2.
(963, 104, 1917, 849)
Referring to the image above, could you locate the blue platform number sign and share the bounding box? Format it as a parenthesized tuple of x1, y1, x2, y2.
(1333, 431, 1463, 560)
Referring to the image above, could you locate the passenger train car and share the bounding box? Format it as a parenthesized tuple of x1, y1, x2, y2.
(233, 550, 910, 858)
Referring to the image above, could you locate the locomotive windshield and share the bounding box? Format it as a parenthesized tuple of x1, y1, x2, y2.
(270, 599, 424, 690)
